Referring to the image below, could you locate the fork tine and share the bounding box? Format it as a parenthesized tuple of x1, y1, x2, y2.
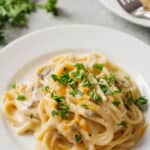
(117, 0, 142, 12)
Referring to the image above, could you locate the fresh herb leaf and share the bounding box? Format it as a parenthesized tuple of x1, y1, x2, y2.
(51, 71, 70, 85)
(99, 83, 111, 95)
(113, 100, 120, 107)
(45, 0, 58, 16)
(42, 85, 49, 92)
(107, 72, 116, 85)
(17, 95, 26, 101)
(51, 109, 58, 116)
(135, 96, 148, 110)
(90, 89, 102, 104)
(51, 74, 59, 81)
(124, 97, 135, 109)
(117, 120, 126, 127)
(93, 64, 103, 71)
(75, 134, 82, 142)
(58, 103, 70, 119)
(12, 83, 16, 89)
(0, 0, 59, 45)
(74, 63, 85, 70)
(81, 104, 89, 109)
(69, 89, 83, 96)
(82, 78, 93, 87)
(51, 91, 65, 102)
(111, 89, 122, 95)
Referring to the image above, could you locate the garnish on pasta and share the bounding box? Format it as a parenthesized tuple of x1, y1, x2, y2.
(2, 53, 148, 150)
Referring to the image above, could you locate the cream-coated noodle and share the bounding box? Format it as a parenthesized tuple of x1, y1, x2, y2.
(2, 53, 148, 150)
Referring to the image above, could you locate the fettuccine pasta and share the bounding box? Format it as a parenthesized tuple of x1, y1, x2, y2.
(2, 53, 148, 150)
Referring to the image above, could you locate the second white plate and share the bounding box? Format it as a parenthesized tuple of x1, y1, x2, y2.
(99, 0, 150, 27)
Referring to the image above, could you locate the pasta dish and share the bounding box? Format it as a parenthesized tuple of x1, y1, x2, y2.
(2, 53, 148, 150)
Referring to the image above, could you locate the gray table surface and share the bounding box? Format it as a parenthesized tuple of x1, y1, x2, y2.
(1, 0, 150, 48)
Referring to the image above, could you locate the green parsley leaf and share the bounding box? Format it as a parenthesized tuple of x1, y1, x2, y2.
(17, 95, 26, 101)
(93, 64, 103, 71)
(45, 0, 58, 16)
(75, 134, 82, 142)
(107, 72, 116, 85)
(51, 74, 59, 81)
(69, 89, 83, 96)
(82, 78, 93, 87)
(12, 83, 16, 89)
(99, 83, 111, 95)
(51, 71, 70, 85)
(117, 120, 126, 127)
(135, 96, 148, 110)
(58, 104, 70, 119)
(81, 104, 89, 109)
(42, 85, 49, 92)
(74, 63, 85, 70)
(113, 100, 120, 107)
(90, 89, 102, 104)
(51, 91, 65, 102)
(51, 109, 58, 116)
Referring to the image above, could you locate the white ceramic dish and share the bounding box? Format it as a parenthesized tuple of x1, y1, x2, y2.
(99, 0, 150, 27)
(0, 24, 150, 150)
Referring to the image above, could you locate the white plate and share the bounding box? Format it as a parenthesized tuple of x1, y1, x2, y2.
(99, 0, 150, 27)
(0, 24, 150, 150)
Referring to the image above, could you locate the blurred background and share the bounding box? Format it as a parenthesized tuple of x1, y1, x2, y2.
(1, 0, 150, 47)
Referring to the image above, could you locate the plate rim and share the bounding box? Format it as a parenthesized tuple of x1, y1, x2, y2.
(0, 24, 150, 56)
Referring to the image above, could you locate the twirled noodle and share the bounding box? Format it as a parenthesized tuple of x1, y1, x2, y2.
(2, 53, 148, 150)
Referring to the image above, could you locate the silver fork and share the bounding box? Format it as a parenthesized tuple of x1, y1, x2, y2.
(117, 0, 150, 19)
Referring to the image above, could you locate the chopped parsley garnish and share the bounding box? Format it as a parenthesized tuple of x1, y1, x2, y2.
(51, 74, 59, 81)
(113, 100, 120, 107)
(51, 109, 58, 116)
(124, 95, 148, 111)
(99, 82, 111, 95)
(12, 83, 16, 89)
(135, 96, 148, 110)
(72, 70, 87, 81)
(111, 89, 122, 95)
(58, 103, 70, 119)
(69, 89, 83, 96)
(124, 97, 135, 109)
(51, 71, 70, 85)
(90, 89, 102, 104)
(51, 91, 65, 102)
(81, 104, 89, 109)
(74, 63, 85, 70)
(17, 95, 26, 101)
(42, 85, 49, 92)
(117, 120, 126, 127)
(82, 78, 93, 87)
(51, 103, 70, 119)
(93, 64, 103, 71)
(75, 134, 82, 142)
(107, 72, 116, 85)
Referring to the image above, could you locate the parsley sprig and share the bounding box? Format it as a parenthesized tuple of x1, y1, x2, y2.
(0, 0, 59, 45)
